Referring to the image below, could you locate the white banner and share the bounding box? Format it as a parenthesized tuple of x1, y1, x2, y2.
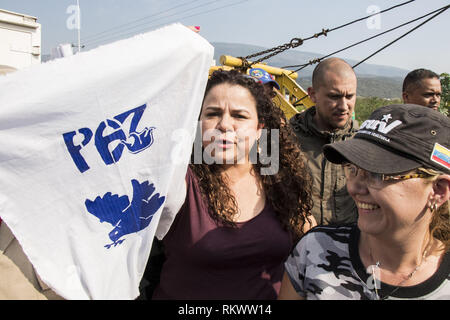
(0, 24, 213, 299)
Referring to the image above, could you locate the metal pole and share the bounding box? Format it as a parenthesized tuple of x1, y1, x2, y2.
(77, 0, 81, 53)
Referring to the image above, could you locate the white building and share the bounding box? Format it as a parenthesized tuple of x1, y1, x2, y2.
(0, 8, 41, 75)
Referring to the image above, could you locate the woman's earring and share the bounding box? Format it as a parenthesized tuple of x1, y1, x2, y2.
(430, 201, 438, 212)
(257, 139, 261, 154)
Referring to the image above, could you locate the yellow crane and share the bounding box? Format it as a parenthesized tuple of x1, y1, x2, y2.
(210, 55, 314, 120)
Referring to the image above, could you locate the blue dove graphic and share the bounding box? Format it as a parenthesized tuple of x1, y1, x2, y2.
(121, 127, 155, 154)
(85, 179, 165, 249)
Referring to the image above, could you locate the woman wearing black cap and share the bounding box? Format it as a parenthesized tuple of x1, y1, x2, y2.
(278, 104, 450, 300)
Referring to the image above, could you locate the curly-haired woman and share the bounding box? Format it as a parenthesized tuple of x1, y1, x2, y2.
(148, 69, 315, 299)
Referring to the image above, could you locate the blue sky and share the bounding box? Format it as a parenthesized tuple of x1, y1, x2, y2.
(2, 0, 449, 73)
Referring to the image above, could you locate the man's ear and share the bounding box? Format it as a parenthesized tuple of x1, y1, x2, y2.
(308, 87, 316, 103)
(402, 91, 409, 103)
(431, 175, 450, 208)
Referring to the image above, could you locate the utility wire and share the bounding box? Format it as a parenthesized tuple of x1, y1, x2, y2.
(82, 0, 204, 42)
(239, 0, 416, 65)
(353, 5, 449, 68)
(84, 0, 222, 46)
(283, 5, 448, 72)
(84, 0, 250, 48)
(327, 0, 415, 33)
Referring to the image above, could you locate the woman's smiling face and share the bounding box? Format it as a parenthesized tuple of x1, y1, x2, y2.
(200, 83, 262, 165)
(346, 168, 434, 237)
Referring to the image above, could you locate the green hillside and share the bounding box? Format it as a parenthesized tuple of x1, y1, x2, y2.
(297, 76, 403, 99)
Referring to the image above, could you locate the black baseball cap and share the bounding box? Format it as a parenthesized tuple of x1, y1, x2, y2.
(323, 104, 450, 174)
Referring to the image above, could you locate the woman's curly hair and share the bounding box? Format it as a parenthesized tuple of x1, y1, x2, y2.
(418, 168, 450, 253)
(190, 69, 313, 241)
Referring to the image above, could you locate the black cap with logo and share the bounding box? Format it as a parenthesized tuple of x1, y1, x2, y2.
(323, 104, 450, 174)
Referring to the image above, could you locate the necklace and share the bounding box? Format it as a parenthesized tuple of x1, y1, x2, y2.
(368, 244, 430, 300)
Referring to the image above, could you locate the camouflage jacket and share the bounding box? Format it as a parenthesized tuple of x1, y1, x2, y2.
(289, 106, 359, 225)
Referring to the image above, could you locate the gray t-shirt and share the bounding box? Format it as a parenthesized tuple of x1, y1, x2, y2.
(285, 225, 450, 300)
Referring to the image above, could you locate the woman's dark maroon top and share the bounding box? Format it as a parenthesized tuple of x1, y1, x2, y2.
(152, 168, 292, 300)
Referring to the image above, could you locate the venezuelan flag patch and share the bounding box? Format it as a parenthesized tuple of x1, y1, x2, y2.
(430, 143, 450, 170)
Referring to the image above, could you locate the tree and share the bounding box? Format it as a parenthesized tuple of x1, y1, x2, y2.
(355, 97, 402, 123)
(440, 73, 449, 116)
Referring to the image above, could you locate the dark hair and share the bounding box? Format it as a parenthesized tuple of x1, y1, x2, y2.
(402, 68, 440, 92)
(190, 69, 313, 240)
